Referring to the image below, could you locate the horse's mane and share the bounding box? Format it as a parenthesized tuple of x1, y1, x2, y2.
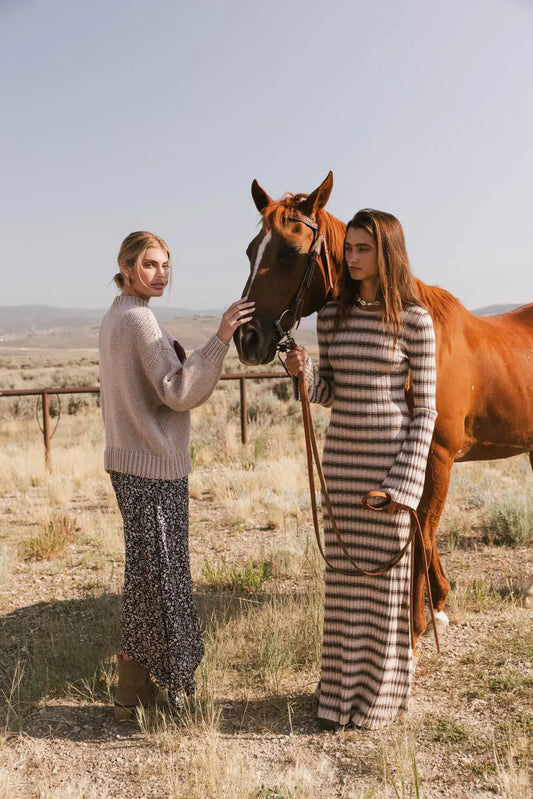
(262, 193, 346, 269)
(415, 279, 467, 325)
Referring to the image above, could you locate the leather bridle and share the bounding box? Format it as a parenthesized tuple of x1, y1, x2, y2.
(274, 213, 334, 345)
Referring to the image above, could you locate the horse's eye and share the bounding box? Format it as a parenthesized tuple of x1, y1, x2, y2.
(289, 245, 302, 255)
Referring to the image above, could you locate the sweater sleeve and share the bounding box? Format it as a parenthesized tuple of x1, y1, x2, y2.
(380, 309, 438, 510)
(300, 308, 335, 407)
(132, 311, 229, 412)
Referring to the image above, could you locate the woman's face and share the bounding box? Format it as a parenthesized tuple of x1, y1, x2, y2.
(121, 246, 170, 301)
(344, 227, 379, 284)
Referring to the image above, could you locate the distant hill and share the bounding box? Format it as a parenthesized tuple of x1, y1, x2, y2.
(0, 302, 527, 350)
(0, 304, 224, 349)
(471, 303, 523, 316)
(0, 304, 222, 337)
(0, 304, 318, 350)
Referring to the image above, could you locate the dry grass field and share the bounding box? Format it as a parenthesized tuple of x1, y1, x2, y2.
(0, 347, 531, 798)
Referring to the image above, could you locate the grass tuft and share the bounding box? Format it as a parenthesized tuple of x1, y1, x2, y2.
(240, 591, 323, 692)
(494, 734, 532, 799)
(482, 491, 533, 546)
(381, 729, 422, 799)
(0, 660, 25, 739)
(419, 712, 470, 745)
(202, 556, 274, 594)
(0, 545, 8, 587)
(23, 512, 77, 560)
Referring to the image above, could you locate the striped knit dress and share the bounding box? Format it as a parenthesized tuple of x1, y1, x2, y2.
(303, 301, 437, 730)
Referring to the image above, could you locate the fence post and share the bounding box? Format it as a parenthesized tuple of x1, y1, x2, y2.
(239, 377, 247, 444)
(1, 375, 287, 467)
(42, 391, 52, 471)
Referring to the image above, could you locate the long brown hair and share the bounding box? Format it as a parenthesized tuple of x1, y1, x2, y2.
(334, 209, 422, 338)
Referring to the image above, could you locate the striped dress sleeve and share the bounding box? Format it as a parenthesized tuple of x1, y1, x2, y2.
(303, 306, 335, 407)
(380, 308, 438, 510)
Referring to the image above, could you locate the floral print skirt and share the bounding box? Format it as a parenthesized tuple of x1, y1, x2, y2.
(109, 471, 204, 702)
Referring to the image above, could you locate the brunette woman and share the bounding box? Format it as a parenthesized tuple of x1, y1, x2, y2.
(99, 231, 254, 720)
(285, 210, 437, 730)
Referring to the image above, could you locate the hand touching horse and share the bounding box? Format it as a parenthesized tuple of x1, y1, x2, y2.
(235, 171, 533, 646)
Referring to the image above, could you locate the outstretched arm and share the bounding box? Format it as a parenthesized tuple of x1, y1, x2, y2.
(135, 298, 255, 412)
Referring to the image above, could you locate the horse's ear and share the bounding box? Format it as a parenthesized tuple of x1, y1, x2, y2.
(299, 171, 334, 218)
(251, 180, 273, 214)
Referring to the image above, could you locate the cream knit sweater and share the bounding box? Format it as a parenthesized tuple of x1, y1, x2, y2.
(98, 295, 229, 480)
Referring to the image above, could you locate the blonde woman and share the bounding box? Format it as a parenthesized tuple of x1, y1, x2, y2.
(285, 210, 437, 731)
(99, 231, 254, 721)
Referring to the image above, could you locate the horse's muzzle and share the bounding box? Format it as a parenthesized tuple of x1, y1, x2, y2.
(234, 321, 277, 365)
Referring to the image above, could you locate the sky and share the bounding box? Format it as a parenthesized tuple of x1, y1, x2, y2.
(1, 0, 532, 312)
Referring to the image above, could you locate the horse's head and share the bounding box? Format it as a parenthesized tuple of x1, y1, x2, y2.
(234, 172, 346, 365)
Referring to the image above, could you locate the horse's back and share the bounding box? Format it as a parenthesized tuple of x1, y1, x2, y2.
(426, 293, 533, 456)
(476, 302, 533, 330)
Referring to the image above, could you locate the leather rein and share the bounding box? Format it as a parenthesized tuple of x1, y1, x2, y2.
(273, 213, 334, 342)
(275, 213, 440, 653)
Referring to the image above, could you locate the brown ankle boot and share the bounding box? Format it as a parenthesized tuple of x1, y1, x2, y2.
(114, 654, 169, 722)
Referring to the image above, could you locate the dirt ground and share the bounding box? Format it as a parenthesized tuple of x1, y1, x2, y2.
(1, 473, 532, 799)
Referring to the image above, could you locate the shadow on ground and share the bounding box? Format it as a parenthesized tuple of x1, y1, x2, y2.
(5, 691, 319, 743)
(0, 592, 122, 729)
(1, 589, 316, 738)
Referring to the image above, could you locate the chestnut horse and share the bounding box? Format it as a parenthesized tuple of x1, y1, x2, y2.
(235, 171, 533, 646)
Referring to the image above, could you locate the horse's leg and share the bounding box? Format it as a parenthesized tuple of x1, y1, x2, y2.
(412, 442, 454, 648)
(529, 451, 533, 471)
(429, 544, 449, 614)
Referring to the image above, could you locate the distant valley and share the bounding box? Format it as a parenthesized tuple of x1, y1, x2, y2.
(0, 302, 524, 351)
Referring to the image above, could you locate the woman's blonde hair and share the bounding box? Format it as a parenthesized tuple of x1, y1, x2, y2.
(114, 231, 171, 289)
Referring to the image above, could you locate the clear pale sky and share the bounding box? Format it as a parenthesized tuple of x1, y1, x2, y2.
(2, 0, 532, 311)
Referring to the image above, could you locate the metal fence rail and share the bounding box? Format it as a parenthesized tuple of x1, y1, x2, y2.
(0, 372, 288, 470)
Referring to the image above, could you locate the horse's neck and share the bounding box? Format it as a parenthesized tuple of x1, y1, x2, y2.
(415, 279, 469, 330)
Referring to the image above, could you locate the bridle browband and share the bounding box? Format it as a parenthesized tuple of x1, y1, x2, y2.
(274, 212, 334, 349)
